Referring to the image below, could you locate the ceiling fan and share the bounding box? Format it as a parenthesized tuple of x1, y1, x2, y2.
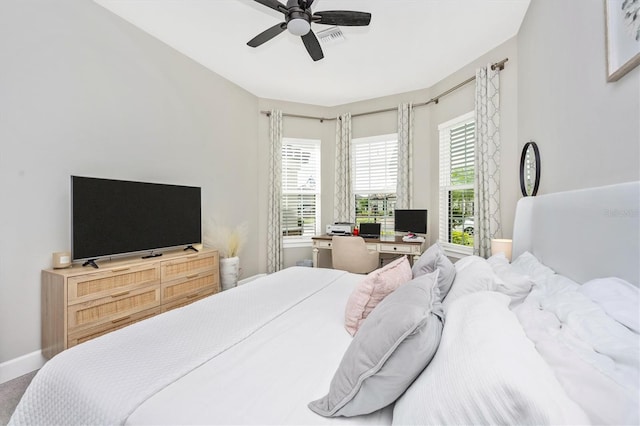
(247, 0, 372, 61)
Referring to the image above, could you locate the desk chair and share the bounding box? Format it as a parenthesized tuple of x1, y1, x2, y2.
(331, 236, 380, 274)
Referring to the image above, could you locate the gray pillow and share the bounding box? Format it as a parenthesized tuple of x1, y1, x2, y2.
(308, 270, 444, 417)
(412, 242, 456, 299)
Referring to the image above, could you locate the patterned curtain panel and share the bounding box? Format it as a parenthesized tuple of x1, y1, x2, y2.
(474, 65, 502, 257)
(334, 112, 354, 223)
(396, 102, 414, 209)
(267, 109, 283, 273)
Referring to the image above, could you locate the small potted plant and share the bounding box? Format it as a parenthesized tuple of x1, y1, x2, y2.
(204, 221, 247, 291)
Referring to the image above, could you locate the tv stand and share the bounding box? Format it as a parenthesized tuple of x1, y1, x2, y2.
(83, 259, 99, 269)
(42, 248, 219, 358)
(184, 245, 199, 252)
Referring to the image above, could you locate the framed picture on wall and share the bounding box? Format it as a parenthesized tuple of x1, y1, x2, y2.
(605, 0, 640, 82)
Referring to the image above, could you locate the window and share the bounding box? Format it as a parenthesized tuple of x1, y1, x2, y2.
(438, 112, 475, 254)
(281, 138, 321, 247)
(352, 134, 397, 235)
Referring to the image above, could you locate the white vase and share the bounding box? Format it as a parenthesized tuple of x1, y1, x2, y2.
(220, 256, 240, 291)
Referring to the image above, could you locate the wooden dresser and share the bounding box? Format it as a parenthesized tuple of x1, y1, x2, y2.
(42, 248, 219, 359)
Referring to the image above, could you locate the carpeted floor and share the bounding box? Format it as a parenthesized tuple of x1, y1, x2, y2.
(0, 371, 37, 425)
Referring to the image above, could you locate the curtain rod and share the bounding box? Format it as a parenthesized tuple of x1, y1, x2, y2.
(260, 57, 508, 121)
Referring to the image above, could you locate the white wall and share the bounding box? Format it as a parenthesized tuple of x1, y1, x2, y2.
(0, 0, 260, 365)
(518, 0, 640, 193)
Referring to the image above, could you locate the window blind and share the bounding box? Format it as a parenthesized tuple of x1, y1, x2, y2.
(281, 139, 321, 242)
(438, 112, 475, 251)
(352, 134, 398, 234)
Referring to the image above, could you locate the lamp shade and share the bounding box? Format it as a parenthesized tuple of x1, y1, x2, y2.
(491, 239, 513, 262)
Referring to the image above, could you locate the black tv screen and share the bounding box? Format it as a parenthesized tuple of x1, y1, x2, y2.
(71, 176, 201, 260)
(394, 209, 428, 234)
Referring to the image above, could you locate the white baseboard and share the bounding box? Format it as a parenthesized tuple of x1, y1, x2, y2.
(0, 350, 47, 384)
(238, 273, 267, 286)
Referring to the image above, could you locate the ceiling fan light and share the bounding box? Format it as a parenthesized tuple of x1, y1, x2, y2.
(288, 18, 310, 36)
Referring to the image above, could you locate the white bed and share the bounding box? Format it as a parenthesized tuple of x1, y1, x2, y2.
(9, 181, 640, 425)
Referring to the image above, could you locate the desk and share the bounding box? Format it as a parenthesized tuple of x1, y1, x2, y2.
(311, 235, 425, 268)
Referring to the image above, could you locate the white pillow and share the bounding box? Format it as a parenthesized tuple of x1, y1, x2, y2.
(579, 277, 640, 333)
(393, 291, 589, 425)
(511, 251, 555, 284)
(487, 252, 534, 305)
(442, 256, 496, 311)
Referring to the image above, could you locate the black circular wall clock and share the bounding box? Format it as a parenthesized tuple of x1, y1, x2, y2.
(520, 141, 540, 196)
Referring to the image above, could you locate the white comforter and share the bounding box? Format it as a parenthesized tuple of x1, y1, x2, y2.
(126, 267, 391, 425)
(10, 267, 392, 425)
(13, 256, 636, 425)
(513, 273, 640, 425)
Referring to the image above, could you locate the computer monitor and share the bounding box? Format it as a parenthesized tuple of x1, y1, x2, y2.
(394, 209, 428, 234)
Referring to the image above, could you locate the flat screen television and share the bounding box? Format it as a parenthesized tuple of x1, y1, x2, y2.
(394, 209, 428, 234)
(71, 176, 201, 262)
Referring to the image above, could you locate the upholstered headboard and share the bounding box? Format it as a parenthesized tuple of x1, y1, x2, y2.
(512, 181, 640, 287)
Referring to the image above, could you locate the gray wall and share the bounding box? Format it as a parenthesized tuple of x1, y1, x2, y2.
(518, 0, 640, 193)
(256, 100, 334, 271)
(2, 0, 639, 371)
(423, 37, 520, 242)
(257, 0, 640, 271)
(335, 36, 519, 243)
(258, 37, 519, 267)
(0, 0, 260, 363)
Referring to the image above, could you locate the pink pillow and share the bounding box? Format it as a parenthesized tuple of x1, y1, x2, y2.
(344, 256, 412, 336)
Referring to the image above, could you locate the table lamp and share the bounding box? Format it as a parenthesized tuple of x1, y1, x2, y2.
(491, 239, 513, 262)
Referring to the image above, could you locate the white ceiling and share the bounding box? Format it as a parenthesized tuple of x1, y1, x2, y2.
(94, 0, 530, 107)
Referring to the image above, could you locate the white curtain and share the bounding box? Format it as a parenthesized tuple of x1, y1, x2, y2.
(396, 102, 414, 209)
(334, 113, 354, 223)
(474, 64, 501, 258)
(267, 109, 283, 273)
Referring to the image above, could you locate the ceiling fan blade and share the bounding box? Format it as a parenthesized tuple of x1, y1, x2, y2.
(247, 22, 287, 47)
(313, 10, 371, 26)
(253, 0, 287, 13)
(301, 30, 324, 61)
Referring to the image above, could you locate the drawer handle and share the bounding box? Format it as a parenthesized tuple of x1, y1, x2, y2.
(112, 315, 131, 324)
(186, 293, 200, 299)
(328, 243, 332, 247)
(111, 267, 130, 273)
(110, 290, 130, 298)
(393, 247, 397, 250)
(186, 273, 199, 279)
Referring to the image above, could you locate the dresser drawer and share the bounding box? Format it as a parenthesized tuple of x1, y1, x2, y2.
(378, 244, 414, 254)
(161, 287, 215, 313)
(315, 240, 333, 249)
(161, 272, 217, 304)
(67, 264, 160, 305)
(67, 306, 161, 348)
(161, 251, 219, 282)
(68, 285, 161, 333)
